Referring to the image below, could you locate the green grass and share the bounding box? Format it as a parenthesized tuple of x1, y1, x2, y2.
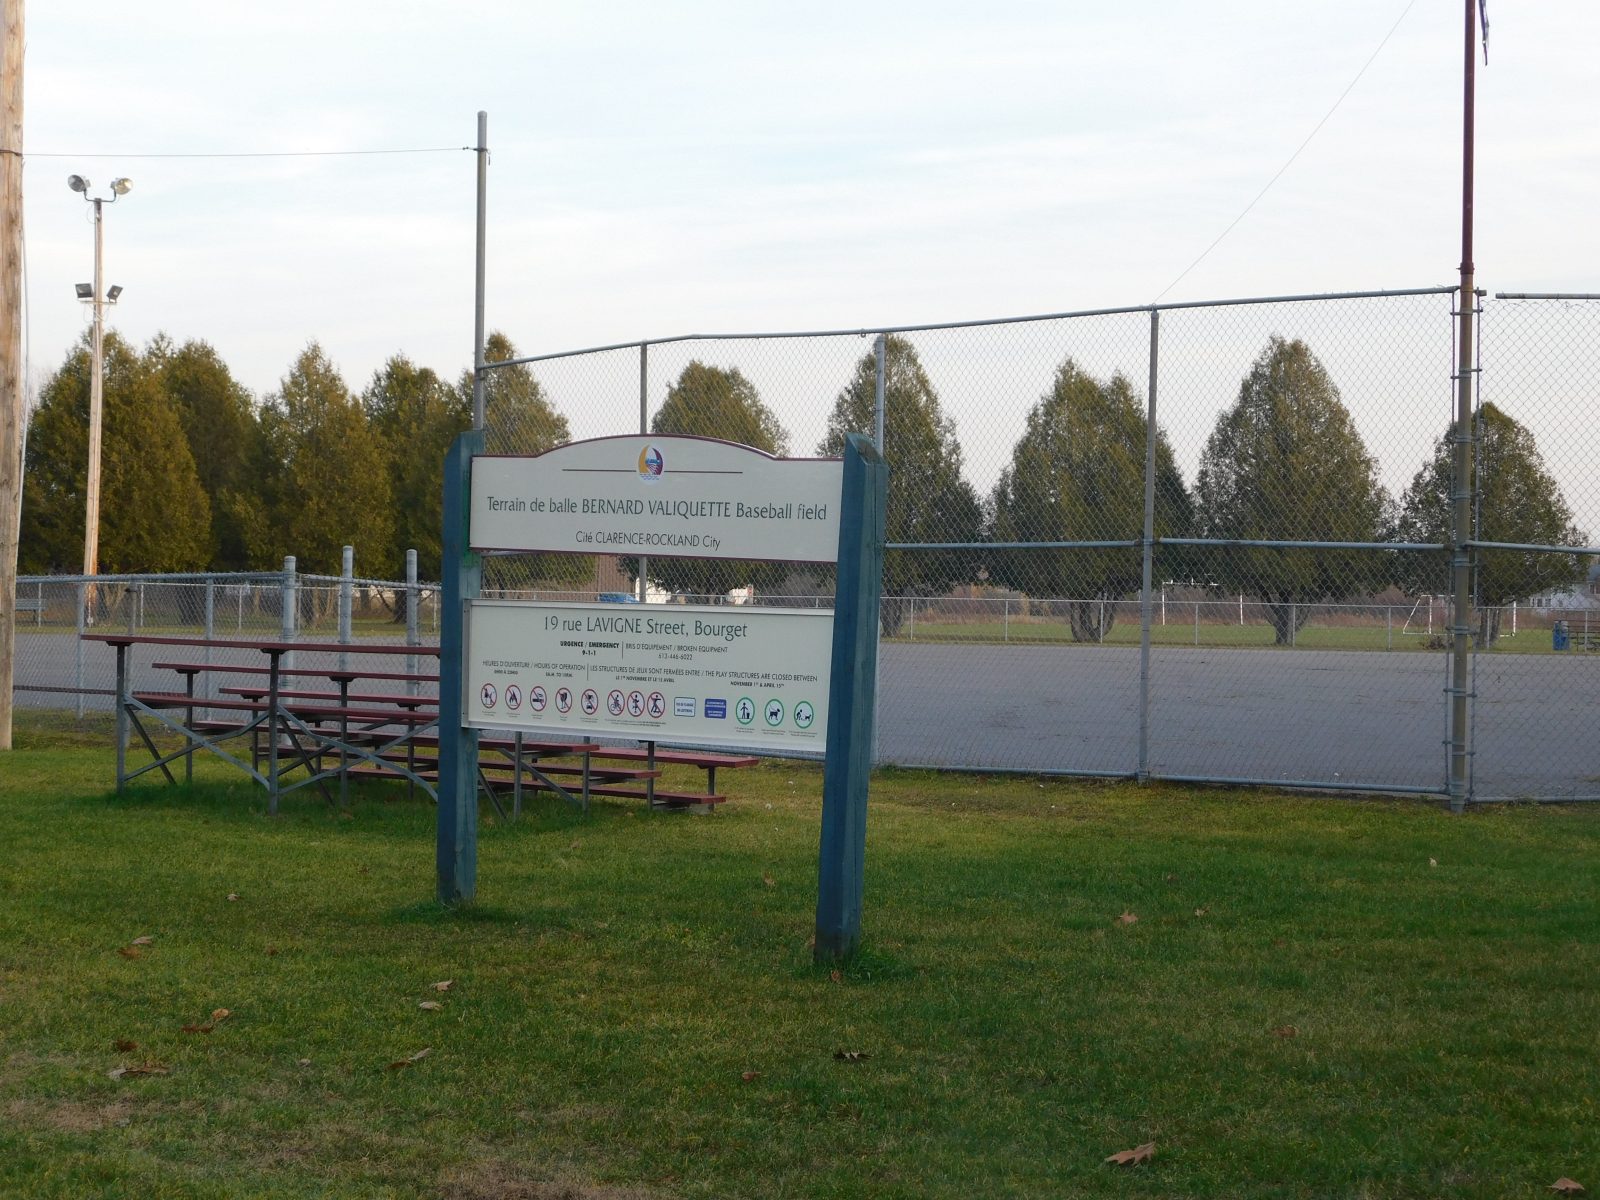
(2, 713, 1597, 1198)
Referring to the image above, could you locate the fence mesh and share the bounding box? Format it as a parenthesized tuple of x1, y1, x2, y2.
(16, 290, 1599, 801)
(1473, 295, 1600, 800)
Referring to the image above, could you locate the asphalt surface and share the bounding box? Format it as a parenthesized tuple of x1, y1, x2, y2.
(18, 632, 1599, 800)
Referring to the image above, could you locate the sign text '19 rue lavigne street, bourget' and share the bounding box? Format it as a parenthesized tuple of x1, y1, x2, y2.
(438, 432, 888, 962)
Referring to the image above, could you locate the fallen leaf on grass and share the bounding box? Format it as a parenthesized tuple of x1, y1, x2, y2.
(388, 1047, 432, 1070)
(1550, 1180, 1585, 1196)
(226, 893, 239, 902)
(182, 1008, 234, 1034)
(762, 873, 775, 889)
(1273, 1025, 1298, 1039)
(1429, 857, 1438, 868)
(833, 1050, 871, 1062)
(108, 1063, 169, 1081)
(116, 946, 142, 960)
(296, 1058, 312, 1067)
(129, 935, 154, 946)
(431, 980, 453, 993)
(112, 1039, 138, 1053)
(1116, 911, 1138, 926)
(418, 1001, 444, 1012)
(265, 946, 280, 956)
(1105, 1141, 1155, 1166)
(740, 1070, 761, 1082)
(1194, 907, 1209, 917)
(829, 970, 843, 984)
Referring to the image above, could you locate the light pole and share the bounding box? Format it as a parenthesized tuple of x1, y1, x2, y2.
(66, 174, 130, 583)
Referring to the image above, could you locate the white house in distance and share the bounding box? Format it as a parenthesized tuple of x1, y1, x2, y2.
(1525, 559, 1600, 611)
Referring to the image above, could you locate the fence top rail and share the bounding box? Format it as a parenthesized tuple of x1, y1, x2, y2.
(298, 574, 439, 588)
(485, 286, 1459, 369)
(1493, 292, 1600, 301)
(1466, 539, 1600, 556)
(19, 572, 289, 586)
(82, 634, 440, 657)
(886, 537, 1450, 552)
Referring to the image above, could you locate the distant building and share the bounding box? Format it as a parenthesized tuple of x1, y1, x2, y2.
(1525, 559, 1600, 610)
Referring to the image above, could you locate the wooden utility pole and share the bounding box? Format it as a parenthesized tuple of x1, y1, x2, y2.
(0, 0, 24, 752)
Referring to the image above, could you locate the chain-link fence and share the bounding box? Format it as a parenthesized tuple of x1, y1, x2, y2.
(14, 289, 1598, 802)
(12, 561, 441, 716)
(474, 287, 1597, 803)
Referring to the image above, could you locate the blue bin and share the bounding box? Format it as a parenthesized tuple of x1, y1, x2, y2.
(1553, 620, 1570, 651)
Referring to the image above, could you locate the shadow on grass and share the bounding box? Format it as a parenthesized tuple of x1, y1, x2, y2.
(385, 898, 524, 926)
(801, 944, 922, 985)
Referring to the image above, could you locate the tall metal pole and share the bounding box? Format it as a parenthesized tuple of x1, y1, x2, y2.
(1137, 309, 1159, 780)
(0, 0, 23, 751)
(1448, 0, 1477, 811)
(471, 110, 488, 430)
(637, 343, 648, 601)
(871, 333, 886, 762)
(872, 334, 886, 453)
(83, 200, 105, 578)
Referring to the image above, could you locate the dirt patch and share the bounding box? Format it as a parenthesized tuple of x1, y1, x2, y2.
(441, 1160, 663, 1200)
(5, 1095, 132, 1134)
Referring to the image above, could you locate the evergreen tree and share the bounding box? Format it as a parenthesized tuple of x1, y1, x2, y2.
(20, 333, 211, 573)
(460, 331, 570, 454)
(255, 343, 392, 575)
(1396, 402, 1586, 644)
(639, 361, 791, 600)
(1195, 336, 1387, 644)
(363, 354, 469, 580)
(148, 335, 261, 569)
(990, 359, 1190, 640)
(456, 332, 586, 589)
(819, 335, 981, 634)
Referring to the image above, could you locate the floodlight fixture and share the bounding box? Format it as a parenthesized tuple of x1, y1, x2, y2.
(75, 282, 94, 300)
(67, 174, 89, 193)
(106, 285, 123, 301)
(110, 177, 132, 196)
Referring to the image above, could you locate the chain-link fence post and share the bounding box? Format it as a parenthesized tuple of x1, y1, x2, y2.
(338, 545, 354, 671)
(1137, 308, 1159, 780)
(203, 576, 216, 700)
(74, 581, 86, 719)
(281, 556, 297, 672)
(873, 333, 886, 453)
(871, 332, 887, 764)
(638, 343, 649, 602)
(1448, 280, 1478, 811)
(405, 548, 419, 696)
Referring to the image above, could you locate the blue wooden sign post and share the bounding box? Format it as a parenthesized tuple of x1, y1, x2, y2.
(814, 433, 887, 962)
(438, 428, 484, 903)
(436, 430, 886, 959)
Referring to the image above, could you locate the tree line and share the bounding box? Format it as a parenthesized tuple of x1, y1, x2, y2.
(19, 330, 568, 583)
(19, 329, 1587, 644)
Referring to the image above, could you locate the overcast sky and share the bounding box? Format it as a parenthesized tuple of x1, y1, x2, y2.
(21, 1, 1599, 414)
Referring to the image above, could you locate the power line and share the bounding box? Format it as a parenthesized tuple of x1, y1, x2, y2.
(19, 146, 470, 160)
(1149, 0, 1420, 304)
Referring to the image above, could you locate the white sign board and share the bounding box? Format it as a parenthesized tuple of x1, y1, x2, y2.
(471, 435, 843, 562)
(464, 599, 833, 752)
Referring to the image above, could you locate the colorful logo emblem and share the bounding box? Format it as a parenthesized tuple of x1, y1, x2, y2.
(637, 444, 665, 482)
